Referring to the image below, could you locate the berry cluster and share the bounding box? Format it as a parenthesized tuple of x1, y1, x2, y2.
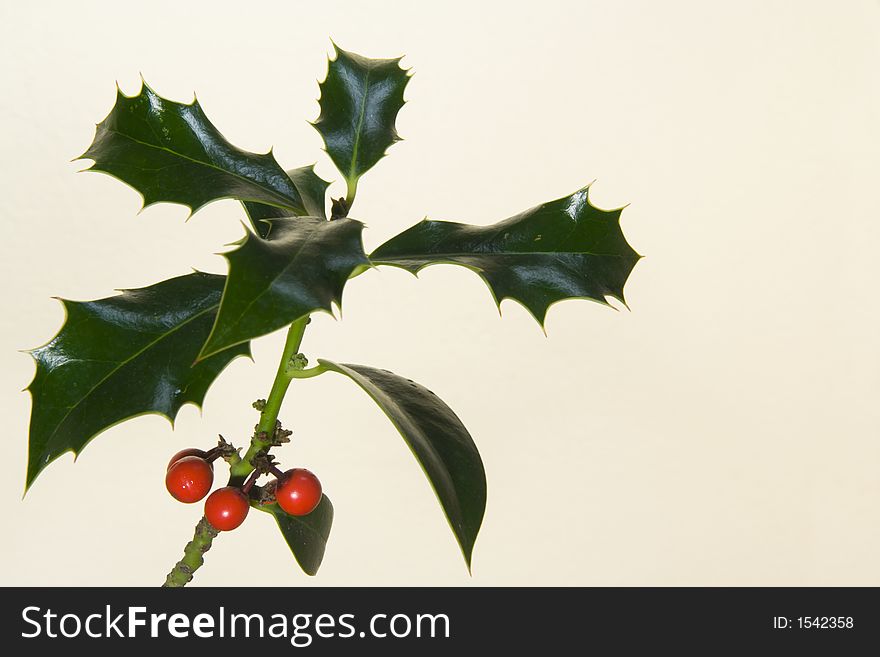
(165, 447, 322, 531)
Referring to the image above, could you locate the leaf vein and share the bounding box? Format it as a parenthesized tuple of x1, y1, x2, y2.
(348, 68, 371, 182)
(99, 129, 300, 211)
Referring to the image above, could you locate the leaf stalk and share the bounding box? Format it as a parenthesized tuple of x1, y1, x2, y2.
(288, 363, 327, 379)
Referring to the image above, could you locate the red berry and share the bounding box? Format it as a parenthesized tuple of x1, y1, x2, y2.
(167, 448, 209, 471)
(205, 487, 250, 531)
(165, 456, 213, 503)
(276, 469, 322, 516)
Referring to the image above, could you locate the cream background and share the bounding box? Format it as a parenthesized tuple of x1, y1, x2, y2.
(1, 0, 878, 586)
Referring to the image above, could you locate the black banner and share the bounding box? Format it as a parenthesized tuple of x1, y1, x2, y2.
(1, 587, 876, 653)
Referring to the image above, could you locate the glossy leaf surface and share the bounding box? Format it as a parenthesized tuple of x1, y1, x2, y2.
(26, 273, 249, 489)
(313, 44, 410, 198)
(80, 83, 307, 214)
(242, 165, 330, 238)
(320, 360, 485, 569)
(371, 186, 641, 326)
(259, 496, 333, 576)
(199, 217, 368, 358)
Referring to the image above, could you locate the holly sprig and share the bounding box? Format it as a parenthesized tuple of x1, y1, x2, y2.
(24, 42, 640, 585)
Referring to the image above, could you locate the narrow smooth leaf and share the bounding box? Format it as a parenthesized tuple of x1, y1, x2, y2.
(25, 273, 249, 489)
(259, 496, 333, 576)
(313, 44, 410, 200)
(242, 165, 330, 238)
(199, 217, 368, 359)
(79, 82, 307, 215)
(370, 185, 641, 327)
(320, 360, 486, 569)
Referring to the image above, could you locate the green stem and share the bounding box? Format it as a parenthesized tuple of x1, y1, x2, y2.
(161, 315, 311, 586)
(162, 517, 218, 587)
(230, 315, 310, 483)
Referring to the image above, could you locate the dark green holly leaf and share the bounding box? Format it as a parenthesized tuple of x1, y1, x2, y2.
(371, 186, 641, 327)
(242, 165, 330, 238)
(258, 496, 333, 576)
(313, 44, 410, 202)
(79, 82, 307, 215)
(25, 273, 249, 489)
(320, 360, 485, 569)
(199, 217, 368, 359)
